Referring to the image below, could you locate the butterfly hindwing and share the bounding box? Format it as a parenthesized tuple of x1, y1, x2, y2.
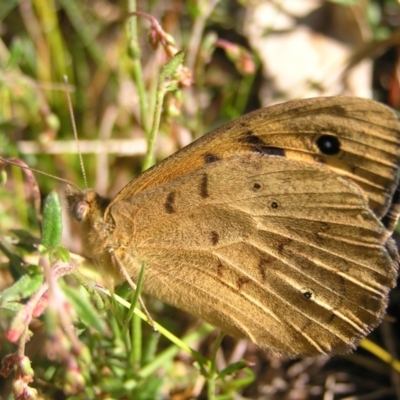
(108, 154, 397, 356)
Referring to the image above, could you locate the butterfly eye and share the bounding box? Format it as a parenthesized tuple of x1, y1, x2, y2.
(72, 200, 90, 222)
(316, 135, 341, 155)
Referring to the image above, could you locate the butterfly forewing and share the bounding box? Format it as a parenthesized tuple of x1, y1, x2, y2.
(106, 154, 397, 357)
(113, 97, 400, 230)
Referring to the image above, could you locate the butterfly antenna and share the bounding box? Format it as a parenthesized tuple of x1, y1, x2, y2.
(0, 156, 82, 192)
(63, 75, 88, 190)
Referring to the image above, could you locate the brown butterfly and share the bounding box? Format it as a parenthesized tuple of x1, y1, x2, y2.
(67, 96, 400, 357)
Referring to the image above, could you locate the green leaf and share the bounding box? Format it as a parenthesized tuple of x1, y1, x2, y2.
(41, 190, 63, 249)
(0, 241, 26, 278)
(328, 0, 357, 5)
(123, 260, 146, 328)
(55, 246, 71, 263)
(219, 360, 250, 379)
(63, 284, 108, 334)
(0, 0, 19, 25)
(159, 51, 185, 81)
(1, 302, 23, 313)
(1, 169, 7, 185)
(0, 270, 43, 305)
(223, 366, 255, 389)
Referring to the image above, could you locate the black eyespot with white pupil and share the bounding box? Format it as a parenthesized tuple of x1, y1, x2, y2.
(302, 291, 312, 300)
(316, 135, 341, 155)
(271, 202, 278, 209)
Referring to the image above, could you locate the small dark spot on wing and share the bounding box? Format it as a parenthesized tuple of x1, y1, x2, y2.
(165, 192, 176, 214)
(257, 147, 285, 156)
(236, 277, 251, 291)
(313, 156, 325, 164)
(239, 131, 285, 156)
(277, 238, 292, 254)
(302, 291, 312, 300)
(210, 231, 219, 245)
(200, 173, 209, 198)
(216, 260, 224, 277)
(204, 153, 221, 164)
(242, 130, 262, 144)
(327, 313, 336, 323)
(258, 257, 273, 281)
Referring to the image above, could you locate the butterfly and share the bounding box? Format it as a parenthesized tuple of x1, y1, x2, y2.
(67, 96, 400, 357)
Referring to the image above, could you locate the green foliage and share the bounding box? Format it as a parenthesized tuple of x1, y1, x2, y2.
(41, 191, 63, 250)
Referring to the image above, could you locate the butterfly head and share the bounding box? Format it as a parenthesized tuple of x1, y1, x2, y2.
(66, 186, 110, 223)
(65, 186, 116, 279)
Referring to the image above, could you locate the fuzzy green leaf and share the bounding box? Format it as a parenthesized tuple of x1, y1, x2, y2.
(0, 270, 43, 305)
(159, 51, 185, 81)
(41, 191, 63, 249)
